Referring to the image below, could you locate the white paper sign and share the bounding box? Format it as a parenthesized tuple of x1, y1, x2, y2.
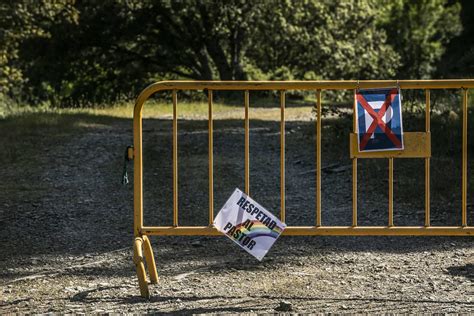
(214, 188, 286, 261)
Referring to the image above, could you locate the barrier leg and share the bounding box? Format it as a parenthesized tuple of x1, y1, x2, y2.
(142, 235, 158, 284)
(133, 237, 150, 298)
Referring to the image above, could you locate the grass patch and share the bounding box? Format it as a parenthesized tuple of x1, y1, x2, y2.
(0, 100, 316, 121)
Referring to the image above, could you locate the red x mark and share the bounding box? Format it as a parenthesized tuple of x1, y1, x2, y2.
(357, 88, 402, 150)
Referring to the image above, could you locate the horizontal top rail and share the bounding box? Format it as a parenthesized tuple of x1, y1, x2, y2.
(134, 79, 474, 113)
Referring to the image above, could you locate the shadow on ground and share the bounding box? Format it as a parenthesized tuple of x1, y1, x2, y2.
(0, 111, 472, 260)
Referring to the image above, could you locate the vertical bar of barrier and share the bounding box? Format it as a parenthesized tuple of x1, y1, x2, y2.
(388, 158, 394, 226)
(172, 90, 178, 226)
(352, 89, 358, 227)
(425, 89, 431, 227)
(316, 90, 322, 226)
(280, 91, 286, 222)
(133, 104, 143, 237)
(208, 90, 214, 226)
(245, 90, 250, 195)
(462, 88, 468, 226)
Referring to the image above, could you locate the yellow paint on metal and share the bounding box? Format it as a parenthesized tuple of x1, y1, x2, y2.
(352, 159, 357, 227)
(425, 89, 431, 132)
(462, 89, 468, 227)
(172, 90, 178, 227)
(140, 226, 474, 236)
(244, 90, 250, 195)
(425, 89, 431, 227)
(133, 100, 143, 238)
(208, 90, 214, 226)
(127, 146, 134, 160)
(135, 81, 474, 99)
(133, 237, 149, 298)
(142, 235, 158, 284)
(352, 90, 358, 227)
(280, 90, 286, 223)
(133, 237, 143, 264)
(349, 132, 431, 158)
(131, 80, 474, 298)
(388, 158, 394, 227)
(316, 90, 322, 226)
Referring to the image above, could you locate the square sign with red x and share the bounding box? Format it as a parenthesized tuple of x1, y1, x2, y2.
(355, 88, 404, 152)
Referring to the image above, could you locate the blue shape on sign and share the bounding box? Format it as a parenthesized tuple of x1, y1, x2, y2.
(356, 88, 404, 152)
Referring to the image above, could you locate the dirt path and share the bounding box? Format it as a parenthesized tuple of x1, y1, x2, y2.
(0, 114, 472, 313)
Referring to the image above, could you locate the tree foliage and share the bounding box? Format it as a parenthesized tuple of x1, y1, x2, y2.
(377, 0, 462, 79)
(438, 0, 474, 77)
(0, 0, 467, 107)
(248, 0, 400, 80)
(0, 1, 78, 99)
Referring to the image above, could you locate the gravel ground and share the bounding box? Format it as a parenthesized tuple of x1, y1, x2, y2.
(0, 113, 472, 313)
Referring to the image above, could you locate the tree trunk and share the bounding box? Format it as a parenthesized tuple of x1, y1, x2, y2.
(230, 26, 248, 80)
(196, 47, 213, 80)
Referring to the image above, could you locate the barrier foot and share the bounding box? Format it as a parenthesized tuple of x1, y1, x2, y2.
(133, 237, 150, 299)
(143, 235, 159, 284)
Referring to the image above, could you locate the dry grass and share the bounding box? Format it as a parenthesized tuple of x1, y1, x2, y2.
(1, 101, 315, 121)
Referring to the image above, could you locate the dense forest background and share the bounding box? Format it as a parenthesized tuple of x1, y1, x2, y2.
(0, 0, 473, 108)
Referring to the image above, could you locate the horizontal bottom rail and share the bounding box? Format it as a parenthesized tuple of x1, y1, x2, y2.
(141, 226, 473, 236)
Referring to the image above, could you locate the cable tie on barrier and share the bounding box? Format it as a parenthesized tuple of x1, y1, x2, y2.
(122, 146, 133, 185)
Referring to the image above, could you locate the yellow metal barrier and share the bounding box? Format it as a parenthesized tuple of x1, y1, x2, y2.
(131, 80, 474, 298)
